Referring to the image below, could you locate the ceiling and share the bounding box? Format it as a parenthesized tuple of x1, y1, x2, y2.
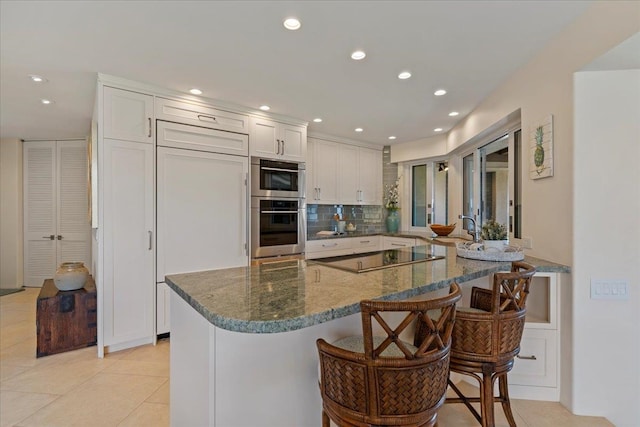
(1, 1, 595, 144)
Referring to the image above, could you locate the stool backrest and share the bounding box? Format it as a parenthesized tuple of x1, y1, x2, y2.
(452, 261, 536, 363)
(317, 283, 461, 426)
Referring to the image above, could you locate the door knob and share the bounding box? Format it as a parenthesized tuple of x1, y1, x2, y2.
(42, 235, 55, 240)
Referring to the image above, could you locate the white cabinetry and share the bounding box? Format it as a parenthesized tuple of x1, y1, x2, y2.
(306, 236, 382, 259)
(100, 139, 155, 351)
(382, 236, 416, 250)
(23, 140, 91, 287)
(250, 117, 306, 162)
(338, 145, 382, 205)
(307, 138, 340, 203)
(103, 86, 153, 144)
(155, 97, 249, 134)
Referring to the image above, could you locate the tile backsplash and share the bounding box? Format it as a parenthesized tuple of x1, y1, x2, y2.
(307, 204, 383, 237)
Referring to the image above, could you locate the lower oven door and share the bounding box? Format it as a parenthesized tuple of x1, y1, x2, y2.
(251, 198, 306, 259)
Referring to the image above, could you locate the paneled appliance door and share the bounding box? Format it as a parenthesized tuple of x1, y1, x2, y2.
(251, 198, 305, 259)
(156, 147, 249, 284)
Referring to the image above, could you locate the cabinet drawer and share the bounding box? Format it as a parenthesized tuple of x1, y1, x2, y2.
(383, 237, 416, 250)
(156, 97, 249, 134)
(352, 236, 381, 252)
(509, 328, 557, 387)
(305, 239, 353, 259)
(157, 120, 248, 156)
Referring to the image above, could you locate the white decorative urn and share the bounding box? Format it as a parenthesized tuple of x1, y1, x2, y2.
(53, 262, 89, 291)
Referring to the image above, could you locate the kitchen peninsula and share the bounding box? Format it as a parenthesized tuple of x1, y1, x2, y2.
(166, 242, 569, 427)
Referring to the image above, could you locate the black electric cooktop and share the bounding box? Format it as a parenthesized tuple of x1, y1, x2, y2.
(311, 247, 445, 273)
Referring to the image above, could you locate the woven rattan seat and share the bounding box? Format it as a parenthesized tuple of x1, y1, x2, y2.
(444, 261, 536, 427)
(317, 283, 461, 427)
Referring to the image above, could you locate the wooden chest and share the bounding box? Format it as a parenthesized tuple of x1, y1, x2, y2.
(36, 277, 97, 357)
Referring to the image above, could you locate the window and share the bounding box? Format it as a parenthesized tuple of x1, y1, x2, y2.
(408, 162, 448, 231)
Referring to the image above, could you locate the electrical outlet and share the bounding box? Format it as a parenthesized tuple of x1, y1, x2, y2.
(522, 236, 533, 249)
(591, 279, 629, 300)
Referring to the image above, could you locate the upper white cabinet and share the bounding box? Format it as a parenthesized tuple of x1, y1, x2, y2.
(155, 97, 249, 134)
(342, 145, 382, 205)
(249, 117, 306, 162)
(103, 86, 153, 144)
(157, 120, 248, 156)
(307, 138, 340, 204)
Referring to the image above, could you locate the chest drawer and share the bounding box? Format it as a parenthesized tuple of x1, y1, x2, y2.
(156, 97, 249, 134)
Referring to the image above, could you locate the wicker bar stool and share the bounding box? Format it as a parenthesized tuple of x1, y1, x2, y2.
(445, 261, 536, 427)
(316, 283, 461, 427)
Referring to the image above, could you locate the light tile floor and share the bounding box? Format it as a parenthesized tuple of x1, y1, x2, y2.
(1, 288, 613, 427)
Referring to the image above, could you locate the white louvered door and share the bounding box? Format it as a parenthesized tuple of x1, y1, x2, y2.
(23, 140, 90, 287)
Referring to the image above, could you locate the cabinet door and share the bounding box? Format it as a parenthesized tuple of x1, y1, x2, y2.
(23, 140, 90, 287)
(280, 123, 306, 162)
(314, 140, 340, 204)
(23, 141, 57, 287)
(358, 148, 382, 205)
(306, 139, 316, 201)
(102, 139, 154, 346)
(249, 117, 278, 157)
(156, 282, 171, 335)
(156, 147, 248, 281)
(103, 87, 153, 144)
(56, 141, 91, 269)
(338, 145, 359, 204)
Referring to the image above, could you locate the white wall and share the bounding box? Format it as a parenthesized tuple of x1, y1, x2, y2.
(0, 138, 23, 289)
(573, 69, 640, 427)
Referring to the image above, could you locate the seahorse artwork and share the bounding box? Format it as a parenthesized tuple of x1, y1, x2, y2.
(534, 125, 545, 175)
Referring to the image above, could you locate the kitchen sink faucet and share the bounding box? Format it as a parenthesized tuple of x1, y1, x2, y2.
(459, 214, 482, 243)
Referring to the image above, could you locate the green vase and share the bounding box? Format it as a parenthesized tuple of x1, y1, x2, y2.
(386, 209, 400, 233)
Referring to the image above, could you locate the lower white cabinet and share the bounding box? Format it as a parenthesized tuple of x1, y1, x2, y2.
(100, 139, 155, 352)
(305, 236, 381, 259)
(382, 236, 416, 250)
(157, 282, 171, 335)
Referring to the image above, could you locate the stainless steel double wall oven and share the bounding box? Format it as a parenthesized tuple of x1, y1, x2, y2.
(250, 157, 306, 259)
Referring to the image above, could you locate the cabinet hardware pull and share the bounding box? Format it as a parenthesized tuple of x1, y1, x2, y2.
(360, 240, 370, 244)
(42, 235, 55, 240)
(322, 243, 338, 247)
(391, 243, 405, 246)
(261, 210, 298, 214)
(318, 187, 321, 199)
(148, 231, 153, 250)
(516, 354, 537, 360)
(275, 139, 280, 155)
(57, 235, 63, 240)
(281, 140, 285, 155)
(197, 114, 217, 122)
(148, 118, 152, 137)
(261, 166, 299, 173)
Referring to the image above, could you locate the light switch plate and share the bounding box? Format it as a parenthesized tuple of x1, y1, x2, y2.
(590, 279, 629, 300)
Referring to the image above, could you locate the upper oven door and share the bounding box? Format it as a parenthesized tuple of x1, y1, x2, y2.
(251, 158, 305, 198)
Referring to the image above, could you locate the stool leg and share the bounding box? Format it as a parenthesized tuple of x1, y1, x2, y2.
(499, 374, 517, 427)
(480, 369, 496, 427)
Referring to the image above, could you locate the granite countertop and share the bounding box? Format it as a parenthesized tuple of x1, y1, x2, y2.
(307, 230, 434, 241)
(166, 243, 570, 334)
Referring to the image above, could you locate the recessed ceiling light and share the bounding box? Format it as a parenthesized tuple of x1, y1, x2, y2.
(388, 136, 396, 140)
(355, 128, 363, 132)
(259, 105, 271, 111)
(41, 99, 52, 105)
(189, 88, 202, 95)
(283, 18, 301, 30)
(313, 118, 322, 123)
(434, 89, 447, 96)
(29, 74, 46, 83)
(351, 50, 366, 60)
(398, 71, 412, 80)
(434, 128, 443, 132)
(448, 111, 459, 117)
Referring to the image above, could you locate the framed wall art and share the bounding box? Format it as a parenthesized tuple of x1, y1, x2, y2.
(530, 114, 553, 179)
